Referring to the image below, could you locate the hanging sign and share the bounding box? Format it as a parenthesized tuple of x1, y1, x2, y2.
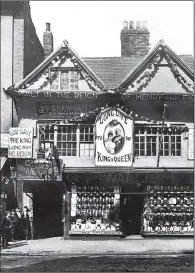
(95, 108, 134, 166)
(188, 129, 194, 160)
(8, 128, 33, 159)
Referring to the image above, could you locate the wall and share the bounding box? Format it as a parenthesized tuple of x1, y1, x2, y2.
(14, 96, 194, 169)
(23, 3, 44, 78)
(0, 1, 44, 134)
(1, 14, 14, 133)
(121, 28, 150, 57)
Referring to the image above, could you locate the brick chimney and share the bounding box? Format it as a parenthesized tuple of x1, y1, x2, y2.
(43, 22, 53, 58)
(120, 20, 150, 57)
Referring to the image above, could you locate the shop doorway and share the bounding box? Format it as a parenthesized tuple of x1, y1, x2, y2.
(120, 194, 144, 236)
(33, 186, 63, 239)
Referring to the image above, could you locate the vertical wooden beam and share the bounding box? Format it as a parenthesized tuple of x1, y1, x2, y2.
(63, 191, 71, 240)
(17, 179, 23, 210)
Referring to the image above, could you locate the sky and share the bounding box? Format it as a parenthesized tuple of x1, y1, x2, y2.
(30, 1, 194, 57)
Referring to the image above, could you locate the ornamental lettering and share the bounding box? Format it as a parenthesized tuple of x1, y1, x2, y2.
(95, 108, 134, 167)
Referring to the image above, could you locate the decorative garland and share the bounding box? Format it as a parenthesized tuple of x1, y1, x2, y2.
(126, 51, 163, 93)
(40, 102, 189, 134)
(164, 49, 194, 93)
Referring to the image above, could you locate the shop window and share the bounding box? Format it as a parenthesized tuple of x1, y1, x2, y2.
(135, 126, 182, 157)
(50, 70, 78, 91)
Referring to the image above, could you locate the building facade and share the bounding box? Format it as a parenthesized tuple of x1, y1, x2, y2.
(4, 21, 194, 239)
(1, 1, 44, 211)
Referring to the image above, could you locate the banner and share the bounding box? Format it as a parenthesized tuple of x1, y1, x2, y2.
(8, 128, 33, 159)
(95, 108, 134, 166)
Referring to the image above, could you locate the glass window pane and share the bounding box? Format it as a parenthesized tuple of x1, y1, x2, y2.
(176, 143, 181, 149)
(140, 150, 145, 156)
(171, 136, 175, 142)
(164, 143, 169, 150)
(140, 136, 144, 143)
(90, 150, 94, 157)
(171, 150, 175, 156)
(140, 143, 145, 150)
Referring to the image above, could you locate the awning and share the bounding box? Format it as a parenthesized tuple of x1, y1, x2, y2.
(0, 157, 7, 171)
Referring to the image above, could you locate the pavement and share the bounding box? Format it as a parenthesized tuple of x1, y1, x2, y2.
(1, 236, 194, 256)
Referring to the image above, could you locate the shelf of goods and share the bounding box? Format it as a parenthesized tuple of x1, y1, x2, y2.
(142, 185, 194, 236)
(70, 185, 121, 235)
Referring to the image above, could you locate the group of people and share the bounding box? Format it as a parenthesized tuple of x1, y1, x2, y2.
(0, 206, 32, 248)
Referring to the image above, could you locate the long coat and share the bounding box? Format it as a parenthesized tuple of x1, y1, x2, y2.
(21, 212, 30, 237)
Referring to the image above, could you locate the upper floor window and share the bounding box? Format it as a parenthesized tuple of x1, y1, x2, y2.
(135, 126, 182, 157)
(40, 124, 94, 157)
(50, 70, 79, 91)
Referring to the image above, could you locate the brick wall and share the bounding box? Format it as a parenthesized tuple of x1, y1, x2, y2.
(23, 3, 44, 77)
(120, 22, 150, 57)
(0, 14, 14, 133)
(0, 1, 44, 133)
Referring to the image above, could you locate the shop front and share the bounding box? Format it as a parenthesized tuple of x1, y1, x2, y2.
(63, 171, 194, 238)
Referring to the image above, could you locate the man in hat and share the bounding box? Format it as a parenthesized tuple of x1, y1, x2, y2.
(21, 206, 30, 240)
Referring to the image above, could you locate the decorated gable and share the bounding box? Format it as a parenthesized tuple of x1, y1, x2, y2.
(10, 40, 107, 93)
(118, 41, 194, 95)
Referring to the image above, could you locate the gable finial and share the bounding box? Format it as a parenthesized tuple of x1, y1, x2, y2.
(159, 39, 165, 46)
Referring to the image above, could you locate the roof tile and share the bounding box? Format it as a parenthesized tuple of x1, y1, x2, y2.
(83, 55, 193, 89)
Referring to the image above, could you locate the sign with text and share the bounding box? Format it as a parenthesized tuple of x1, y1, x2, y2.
(17, 159, 63, 181)
(8, 128, 33, 158)
(188, 129, 194, 160)
(95, 108, 134, 167)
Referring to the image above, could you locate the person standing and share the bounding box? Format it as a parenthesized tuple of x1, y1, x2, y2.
(15, 208, 23, 240)
(3, 211, 12, 248)
(112, 128, 124, 154)
(0, 206, 5, 248)
(21, 206, 30, 241)
(10, 209, 19, 241)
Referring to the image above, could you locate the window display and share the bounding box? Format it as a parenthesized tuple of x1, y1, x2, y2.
(69, 185, 122, 235)
(142, 185, 194, 235)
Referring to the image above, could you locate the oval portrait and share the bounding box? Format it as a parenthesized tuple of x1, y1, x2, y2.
(103, 120, 125, 155)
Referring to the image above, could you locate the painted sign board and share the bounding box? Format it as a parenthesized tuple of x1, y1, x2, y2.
(8, 128, 33, 159)
(95, 108, 134, 167)
(17, 159, 63, 181)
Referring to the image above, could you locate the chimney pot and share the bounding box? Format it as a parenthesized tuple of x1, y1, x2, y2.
(142, 21, 147, 30)
(129, 21, 134, 29)
(123, 21, 128, 29)
(43, 22, 53, 58)
(136, 21, 141, 29)
(46, 22, 51, 32)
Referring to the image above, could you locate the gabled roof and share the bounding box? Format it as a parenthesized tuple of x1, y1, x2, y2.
(83, 57, 143, 89)
(5, 39, 194, 93)
(11, 40, 107, 91)
(83, 54, 193, 89)
(117, 40, 194, 90)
